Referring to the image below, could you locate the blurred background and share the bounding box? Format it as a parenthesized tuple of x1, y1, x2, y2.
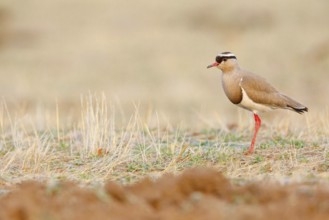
(0, 0, 328, 125)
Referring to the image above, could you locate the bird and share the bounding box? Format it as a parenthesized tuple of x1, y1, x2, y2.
(207, 52, 308, 154)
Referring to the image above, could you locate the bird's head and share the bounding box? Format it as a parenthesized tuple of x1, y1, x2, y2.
(207, 52, 239, 72)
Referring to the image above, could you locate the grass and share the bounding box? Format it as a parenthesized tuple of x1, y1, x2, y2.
(0, 94, 328, 187)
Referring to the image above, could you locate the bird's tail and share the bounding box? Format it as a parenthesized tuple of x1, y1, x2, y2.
(283, 95, 308, 114)
(288, 105, 308, 114)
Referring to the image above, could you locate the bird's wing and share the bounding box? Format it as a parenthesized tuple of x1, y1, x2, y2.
(239, 72, 288, 109)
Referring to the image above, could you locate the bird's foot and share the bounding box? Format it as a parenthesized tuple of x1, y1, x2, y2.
(244, 149, 254, 155)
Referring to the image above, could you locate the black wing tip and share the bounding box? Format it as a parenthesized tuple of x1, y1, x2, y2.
(288, 105, 308, 114)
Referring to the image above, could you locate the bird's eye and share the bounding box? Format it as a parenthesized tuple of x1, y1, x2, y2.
(215, 56, 222, 63)
(223, 58, 227, 62)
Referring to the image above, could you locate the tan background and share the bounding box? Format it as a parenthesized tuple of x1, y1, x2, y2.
(0, 0, 328, 124)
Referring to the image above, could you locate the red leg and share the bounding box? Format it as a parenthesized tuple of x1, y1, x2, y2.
(245, 113, 261, 154)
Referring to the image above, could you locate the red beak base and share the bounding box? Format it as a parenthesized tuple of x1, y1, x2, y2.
(207, 62, 219, 69)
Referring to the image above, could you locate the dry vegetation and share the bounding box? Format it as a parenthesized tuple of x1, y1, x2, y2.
(0, 94, 328, 188)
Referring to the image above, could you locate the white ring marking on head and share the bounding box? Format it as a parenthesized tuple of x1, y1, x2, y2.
(217, 53, 236, 58)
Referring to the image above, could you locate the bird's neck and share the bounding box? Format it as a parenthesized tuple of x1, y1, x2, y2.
(221, 65, 241, 74)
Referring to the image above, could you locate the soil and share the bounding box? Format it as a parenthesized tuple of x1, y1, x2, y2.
(1, 168, 329, 220)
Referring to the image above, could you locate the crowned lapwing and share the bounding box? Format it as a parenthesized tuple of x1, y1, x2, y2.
(207, 52, 308, 154)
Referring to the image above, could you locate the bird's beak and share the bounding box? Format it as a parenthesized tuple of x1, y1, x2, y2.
(207, 62, 219, 69)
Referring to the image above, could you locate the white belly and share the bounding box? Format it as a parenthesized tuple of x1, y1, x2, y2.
(238, 88, 273, 113)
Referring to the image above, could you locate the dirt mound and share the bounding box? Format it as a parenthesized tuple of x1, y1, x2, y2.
(1, 167, 329, 220)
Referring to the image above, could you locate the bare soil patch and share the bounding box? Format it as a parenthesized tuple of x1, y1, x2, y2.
(1, 167, 329, 220)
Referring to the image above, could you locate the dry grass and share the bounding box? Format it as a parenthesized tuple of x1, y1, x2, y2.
(0, 94, 328, 187)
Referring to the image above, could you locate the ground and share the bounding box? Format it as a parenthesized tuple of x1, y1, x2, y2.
(0, 96, 328, 219)
(1, 167, 329, 220)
